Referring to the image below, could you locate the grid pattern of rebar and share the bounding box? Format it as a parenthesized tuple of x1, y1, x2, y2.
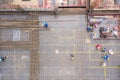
(0, 15, 120, 80)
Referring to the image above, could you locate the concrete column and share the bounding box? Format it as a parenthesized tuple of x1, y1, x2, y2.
(77, 0, 80, 5)
(87, 0, 90, 10)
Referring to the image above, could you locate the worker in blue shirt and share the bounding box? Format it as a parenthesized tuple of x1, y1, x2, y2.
(0, 56, 7, 62)
(43, 22, 48, 28)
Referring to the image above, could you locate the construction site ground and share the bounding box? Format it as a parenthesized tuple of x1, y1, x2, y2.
(0, 14, 120, 80)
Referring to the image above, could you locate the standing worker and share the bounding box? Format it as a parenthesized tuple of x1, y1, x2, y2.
(71, 54, 75, 61)
(43, 22, 48, 28)
(0, 56, 7, 62)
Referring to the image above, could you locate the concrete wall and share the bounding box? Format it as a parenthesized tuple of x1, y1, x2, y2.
(0, 0, 12, 4)
(13, 0, 39, 6)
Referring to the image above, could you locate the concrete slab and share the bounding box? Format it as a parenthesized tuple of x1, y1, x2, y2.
(39, 15, 120, 80)
(0, 14, 119, 80)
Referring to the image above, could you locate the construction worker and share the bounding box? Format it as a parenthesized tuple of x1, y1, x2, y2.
(0, 56, 7, 62)
(101, 48, 107, 52)
(43, 22, 48, 28)
(101, 61, 106, 67)
(71, 54, 75, 61)
(108, 49, 114, 55)
(96, 44, 102, 50)
(103, 54, 110, 61)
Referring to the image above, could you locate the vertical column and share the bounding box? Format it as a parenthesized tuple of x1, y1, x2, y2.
(81, 0, 85, 6)
(118, 15, 120, 32)
(43, 0, 48, 8)
(87, 0, 90, 10)
(77, 0, 80, 6)
(39, 0, 43, 6)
